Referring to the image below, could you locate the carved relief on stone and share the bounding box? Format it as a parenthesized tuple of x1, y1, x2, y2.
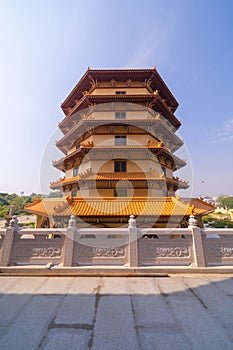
(32, 247, 62, 257)
(78, 246, 126, 258)
(207, 246, 233, 258)
(15, 245, 62, 258)
(154, 247, 189, 257)
(92, 247, 126, 257)
(141, 245, 190, 258)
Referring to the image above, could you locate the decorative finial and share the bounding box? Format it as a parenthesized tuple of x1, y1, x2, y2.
(128, 215, 136, 228)
(9, 215, 18, 228)
(68, 215, 76, 228)
(188, 215, 197, 228)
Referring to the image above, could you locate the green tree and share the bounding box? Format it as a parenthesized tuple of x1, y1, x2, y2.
(47, 191, 63, 198)
(0, 206, 9, 218)
(217, 195, 233, 209)
(0, 192, 41, 217)
(0, 194, 9, 206)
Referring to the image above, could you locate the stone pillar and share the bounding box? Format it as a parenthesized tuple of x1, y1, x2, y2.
(189, 215, 206, 267)
(0, 216, 18, 267)
(128, 215, 138, 267)
(62, 215, 76, 267)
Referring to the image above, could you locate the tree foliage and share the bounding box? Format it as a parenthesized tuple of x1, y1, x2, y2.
(46, 191, 63, 198)
(217, 195, 233, 209)
(0, 191, 64, 218)
(0, 192, 41, 218)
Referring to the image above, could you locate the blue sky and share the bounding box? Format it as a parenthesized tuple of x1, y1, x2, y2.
(0, 0, 233, 197)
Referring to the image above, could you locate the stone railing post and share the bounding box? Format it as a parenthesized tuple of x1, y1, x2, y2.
(0, 215, 18, 267)
(189, 215, 206, 267)
(62, 215, 76, 267)
(128, 215, 138, 267)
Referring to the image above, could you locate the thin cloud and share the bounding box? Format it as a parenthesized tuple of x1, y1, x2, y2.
(214, 118, 233, 142)
(126, 9, 180, 68)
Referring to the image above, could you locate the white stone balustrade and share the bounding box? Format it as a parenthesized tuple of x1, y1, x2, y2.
(1, 215, 233, 268)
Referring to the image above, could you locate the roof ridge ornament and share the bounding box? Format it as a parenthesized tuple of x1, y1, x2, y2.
(125, 78, 132, 86)
(109, 79, 116, 87)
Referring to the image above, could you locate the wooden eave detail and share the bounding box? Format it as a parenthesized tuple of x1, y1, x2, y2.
(50, 173, 189, 190)
(53, 145, 186, 173)
(61, 68, 179, 115)
(59, 94, 181, 132)
(56, 119, 183, 154)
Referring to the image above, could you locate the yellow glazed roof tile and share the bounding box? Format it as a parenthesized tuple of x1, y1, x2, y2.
(25, 196, 214, 218)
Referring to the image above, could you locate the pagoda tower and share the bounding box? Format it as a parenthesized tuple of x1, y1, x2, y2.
(26, 67, 214, 228)
(51, 68, 187, 196)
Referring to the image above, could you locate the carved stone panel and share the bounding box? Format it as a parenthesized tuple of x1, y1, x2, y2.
(92, 247, 125, 258)
(31, 246, 62, 257)
(74, 243, 128, 265)
(153, 247, 189, 257)
(204, 239, 233, 263)
(138, 239, 193, 265)
(11, 240, 63, 263)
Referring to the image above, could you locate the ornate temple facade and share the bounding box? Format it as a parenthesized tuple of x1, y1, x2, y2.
(26, 67, 214, 227)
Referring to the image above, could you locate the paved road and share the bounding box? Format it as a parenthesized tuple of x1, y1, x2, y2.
(0, 276, 233, 349)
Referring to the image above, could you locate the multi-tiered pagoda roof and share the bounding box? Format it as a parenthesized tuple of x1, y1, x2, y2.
(26, 67, 214, 228)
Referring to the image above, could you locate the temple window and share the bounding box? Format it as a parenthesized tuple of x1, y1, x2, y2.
(71, 190, 77, 197)
(115, 91, 126, 95)
(115, 112, 126, 119)
(114, 160, 126, 172)
(73, 167, 79, 176)
(115, 135, 126, 146)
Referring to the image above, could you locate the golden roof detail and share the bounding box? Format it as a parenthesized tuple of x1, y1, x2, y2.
(25, 196, 214, 218)
(50, 172, 189, 187)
